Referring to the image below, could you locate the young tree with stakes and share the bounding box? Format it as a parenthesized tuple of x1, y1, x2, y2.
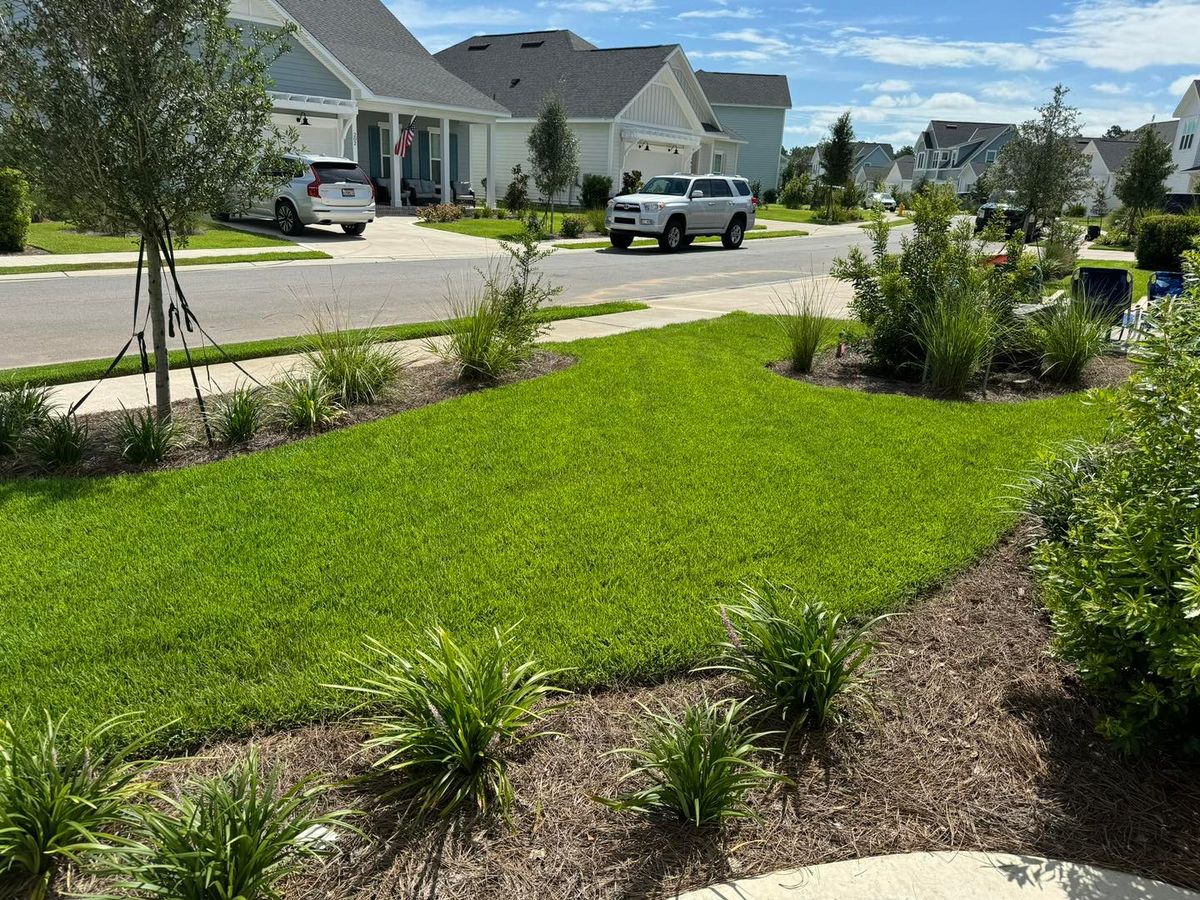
(0, 0, 294, 419)
(527, 94, 579, 234)
(1114, 126, 1176, 235)
(990, 85, 1092, 241)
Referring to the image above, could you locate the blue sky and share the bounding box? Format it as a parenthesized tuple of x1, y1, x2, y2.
(389, 0, 1200, 147)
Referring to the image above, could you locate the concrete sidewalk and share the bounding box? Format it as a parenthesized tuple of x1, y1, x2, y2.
(677, 852, 1199, 899)
(0, 242, 315, 269)
(45, 275, 851, 414)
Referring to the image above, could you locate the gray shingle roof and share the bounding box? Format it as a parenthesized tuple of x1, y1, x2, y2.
(273, 0, 508, 114)
(1089, 138, 1138, 173)
(1138, 119, 1179, 146)
(436, 31, 678, 119)
(892, 155, 914, 178)
(694, 71, 791, 108)
(925, 121, 1012, 149)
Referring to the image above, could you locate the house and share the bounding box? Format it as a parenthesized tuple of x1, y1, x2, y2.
(436, 30, 750, 204)
(1079, 137, 1139, 212)
(1167, 80, 1200, 195)
(230, 0, 509, 207)
(883, 155, 914, 195)
(911, 121, 1015, 194)
(694, 71, 792, 192)
(809, 142, 894, 187)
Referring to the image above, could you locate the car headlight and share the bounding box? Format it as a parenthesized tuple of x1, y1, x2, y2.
(647, 201, 668, 211)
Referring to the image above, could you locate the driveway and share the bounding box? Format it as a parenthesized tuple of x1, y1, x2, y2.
(231, 214, 504, 261)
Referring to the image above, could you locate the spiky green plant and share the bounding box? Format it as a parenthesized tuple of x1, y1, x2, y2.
(25, 413, 89, 468)
(303, 312, 401, 405)
(600, 697, 781, 826)
(915, 289, 999, 398)
(0, 383, 53, 456)
(212, 385, 264, 446)
(270, 373, 342, 432)
(773, 280, 838, 374)
(426, 291, 526, 382)
(1027, 296, 1113, 384)
(109, 748, 355, 900)
(115, 407, 180, 464)
(709, 584, 883, 744)
(0, 714, 154, 900)
(333, 628, 568, 819)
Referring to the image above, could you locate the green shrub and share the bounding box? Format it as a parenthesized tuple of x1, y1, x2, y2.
(0, 168, 32, 252)
(585, 207, 607, 236)
(1027, 296, 1112, 383)
(504, 164, 530, 214)
(1037, 220, 1084, 280)
(115, 407, 180, 464)
(1135, 214, 1200, 270)
(417, 203, 465, 224)
(271, 374, 342, 431)
(428, 290, 527, 382)
(711, 585, 880, 741)
(110, 749, 354, 900)
(916, 288, 1000, 398)
(580, 174, 612, 209)
(1065, 202, 1087, 218)
(559, 214, 586, 238)
(778, 175, 808, 209)
(303, 316, 401, 405)
(335, 629, 567, 819)
(762, 188, 778, 205)
(26, 413, 89, 468)
(213, 385, 263, 446)
(0, 382, 53, 455)
(620, 170, 642, 195)
(600, 698, 781, 826)
(1025, 266, 1200, 752)
(0, 714, 154, 899)
(773, 280, 837, 373)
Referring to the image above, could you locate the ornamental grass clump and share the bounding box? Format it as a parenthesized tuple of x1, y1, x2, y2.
(109, 748, 355, 900)
(25, 412, 89, 468)
(334, 628, 568, 819)
(773, 280, 837, 373)
(213, 385, 264, 446)
(600, 697, 782, 826)
(303, 313, 402, 406)
(916, 288, 999, 398)
(0, 382, 53, 456)
(115, 407, 180, 464)
(1027, 295, 1113, 384)
(271, 373, 342, 431)
(710, 584, 881, 743)
(0, 714, 155, 900)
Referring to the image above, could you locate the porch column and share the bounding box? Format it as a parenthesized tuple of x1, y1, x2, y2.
(440, 117, 451, 203)
(389, 111, 401, 197)
(485, 123, 497, 208)
(349, 117, 359, 163)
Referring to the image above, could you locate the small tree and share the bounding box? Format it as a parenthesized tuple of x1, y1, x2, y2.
(1091, 180, 1110, 220)
(1113, 127, 1176, 235)
(0, 167, 31, 251)
(820, 112, 856, 189)
(896, 145, 914, 157)
(0, 0, 293, 419)
(504, 164, 530, 213)
(1103, 124, 1127, 140)
(527, 94, 579, 233)
(968, 170, 992, 210)
(990, 85, 1092, 241)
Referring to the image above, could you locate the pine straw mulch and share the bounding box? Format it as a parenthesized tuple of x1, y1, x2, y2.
(0, 351, 573, 479)
(122, 530, 1200, 900)
(772, 347, 1134, 402)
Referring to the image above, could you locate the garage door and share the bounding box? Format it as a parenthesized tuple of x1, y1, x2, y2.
(270, 113, 342, 158)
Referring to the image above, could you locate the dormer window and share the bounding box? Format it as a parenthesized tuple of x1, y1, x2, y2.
(520, 40, 544, 48)
(468, 43, 489, 51)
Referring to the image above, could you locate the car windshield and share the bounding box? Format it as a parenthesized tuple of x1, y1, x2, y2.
(639, 177, 690, 196)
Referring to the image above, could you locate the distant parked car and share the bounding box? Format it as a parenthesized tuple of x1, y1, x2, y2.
(231, 154, 375, 236)
(975, 202, 1032, 239)
(863, 192, 897, 212)
(604, 173, 757, 252)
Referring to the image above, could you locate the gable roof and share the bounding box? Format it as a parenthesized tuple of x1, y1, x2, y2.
(923, 120, 1013, 149)
(435, 30, 678, 119)
(272, 0, 507, 115)
(1173, 79, 1200, 117)
(694, 71, 791, 108)
(1137, 119, 1179, 146)
(1089, 138, 1138, 173)
(890, 155, 914, 178)
(852, 142, 893, 165)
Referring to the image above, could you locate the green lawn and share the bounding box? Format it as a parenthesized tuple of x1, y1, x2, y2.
(0, 250, 329, 277)
(24, 219, 293, 254)
(0, 302, 648, 388)
(554, 230, 809, 250)
(0, 314, 1108, 747)
(417, 218, 529, 240)
(755, 206, 821, 224)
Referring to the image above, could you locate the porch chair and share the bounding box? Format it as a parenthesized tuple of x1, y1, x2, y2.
(1125, 270, 1187, 338)
(1071, 266, 1133, 342)
(451, 181, 476, 206)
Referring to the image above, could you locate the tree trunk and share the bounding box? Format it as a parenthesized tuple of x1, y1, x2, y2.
(145, 231, 171, 420)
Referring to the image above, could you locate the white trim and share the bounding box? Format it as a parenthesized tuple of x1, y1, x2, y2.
(268, 91, 356, 114)
(618, 125, 701, 150)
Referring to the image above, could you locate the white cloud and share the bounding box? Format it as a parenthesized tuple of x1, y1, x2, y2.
(1091, 82, 1132, 95)
(859, 78, 913, 92)
(543, 0, 656, 11)
(690, 49, 774, 62)
(677, 5, 757, 17)
(824, 35, 1051, 71)
(1037, 0, 1200, 72)
(980, 81, 1037, 102)
(387, 0, 523, 27)
(1169, 73, 1200, 95)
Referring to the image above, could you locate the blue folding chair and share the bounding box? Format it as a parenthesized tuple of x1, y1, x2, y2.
(1072, 267, 1133, 342)
(1148, 271, 1186, 304)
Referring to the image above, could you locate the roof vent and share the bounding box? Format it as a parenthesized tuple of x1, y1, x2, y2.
(510, 78, 521, 87)
(945, 124, 958, 129)
(520, 40, 544, 48)
(468, 43, 490, 51)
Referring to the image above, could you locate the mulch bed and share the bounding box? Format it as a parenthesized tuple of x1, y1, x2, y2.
(772, 347, 1134, 402)
(122, 531, 1200, 899)
(0, 352, 572, 479)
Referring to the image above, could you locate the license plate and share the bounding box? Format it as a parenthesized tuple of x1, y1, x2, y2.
(341, 188, 354, 197)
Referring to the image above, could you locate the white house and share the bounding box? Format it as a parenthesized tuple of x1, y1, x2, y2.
(435, 30, 750, 204)
(883, 155, 914, 195)
(1167, 80, 1200, 195)
(912, 121, 1014, 194)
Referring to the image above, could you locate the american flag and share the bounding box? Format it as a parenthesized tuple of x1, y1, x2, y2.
(394, 115, 416, 158)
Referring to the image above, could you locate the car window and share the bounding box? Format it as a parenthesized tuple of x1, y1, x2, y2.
(690, 180, 710, 197)
(709, 179, 733, 198)
(311, 162, 370, 184)
(733, 180, 751, 196)
(641, 176, 690, 196)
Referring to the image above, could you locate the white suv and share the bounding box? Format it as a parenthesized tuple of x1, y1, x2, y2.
(233, 154, 376, 236)
(605, 174, 757, 252)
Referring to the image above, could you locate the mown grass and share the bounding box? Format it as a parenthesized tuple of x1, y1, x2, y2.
(24, 219, 294, 254)
(0, 314, 1109, 747)
(417, 219, 530, 240)
(755, 206, 822, 224)
(554, 230, 809, 251)
(0, 250, 328, 277)
(0, 302, 648, 387)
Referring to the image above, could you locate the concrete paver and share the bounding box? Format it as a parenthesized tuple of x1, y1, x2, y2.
(676, 852, 1200, 900)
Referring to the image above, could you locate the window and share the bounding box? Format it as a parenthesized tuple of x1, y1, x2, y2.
(985, 149, 997, 163)
(1181, 119, 1197, 152)
(709, 178, 732, 197)
(428, 129, 442, 184)
(311, 162, 369, 184)
(917, 151, 926, 169)
(733, 180, 751, 196)
(520, 40, 544, 48)
(641, 176, 691, 196)
(691, 180, 710, 197)
(379, 126, 391, 179)
(468, 43, 490, 50)
(712, 151, 724, 174)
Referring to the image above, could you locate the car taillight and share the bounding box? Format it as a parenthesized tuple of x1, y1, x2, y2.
(751, 196, 759, 207)
(368, 177, 376, 200)
(306, 166, 321, 198)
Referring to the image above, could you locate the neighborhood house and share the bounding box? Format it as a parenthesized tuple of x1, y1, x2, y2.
(912, 120, 1015, 195)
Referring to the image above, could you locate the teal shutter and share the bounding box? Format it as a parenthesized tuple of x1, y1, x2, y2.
(418, 131, 431, 180)
(449, 133, 459, 181)
(402, 149, 414, 179)
(366, 126, 381, 180)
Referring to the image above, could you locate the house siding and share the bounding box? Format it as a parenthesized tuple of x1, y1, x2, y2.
(709, 104, 785, 190)
(230, 18, 351, 99)
(483, 121, 611, 205)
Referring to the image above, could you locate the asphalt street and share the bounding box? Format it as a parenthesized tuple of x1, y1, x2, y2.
(0, 226, 905, 368)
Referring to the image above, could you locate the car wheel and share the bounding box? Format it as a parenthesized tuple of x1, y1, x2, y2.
(341, 223, 366, 236)
(721, 217, 745, 249)
(658, 219, 685, 252)
(681, 235, 695, 247)
(275, 201, 303, 236)
(609, 232, 634, 250)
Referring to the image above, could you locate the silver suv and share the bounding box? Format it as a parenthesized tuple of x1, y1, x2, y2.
(604, 174, 756, 252)
(235, 154, 376, 236)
